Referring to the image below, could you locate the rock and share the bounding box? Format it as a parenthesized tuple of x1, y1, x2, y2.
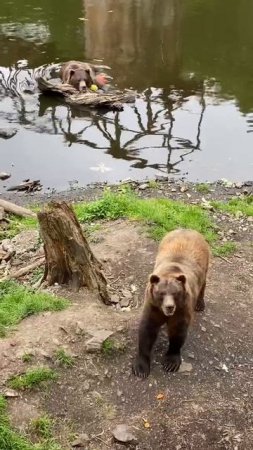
(110, 294, 120, 304)
(155, 175, 168, 182)
(3, 389, 19, 398)
(112, 424, 137, 444)
(72, 433, 89, 447)
(180, 185, 188, 193)
(0, 127, 17, 139)
(247, 216, 253, 222)
(178, 362, 193, 373)
(138, 183, 148, 190)
(85, 329, 113, 352)
(120, 297, 130, 308)
(0, 172, 11, 181)
(83, 380, 90, 391)
(171, 188, 177, 192)
(10, 230, 39, 255)
(235, 182, 243, 189)
(0, 207, 5, 221)
(121, 289, 132, 299)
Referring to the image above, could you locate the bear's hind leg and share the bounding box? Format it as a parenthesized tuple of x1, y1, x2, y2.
(163, 320, 188, 372)
(195, 282, 206, 312)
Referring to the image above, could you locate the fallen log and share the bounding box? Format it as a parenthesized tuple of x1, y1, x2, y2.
(37, 77, 135, 111)
(0, 199, 36, 218)
(0, 257, 45, 281)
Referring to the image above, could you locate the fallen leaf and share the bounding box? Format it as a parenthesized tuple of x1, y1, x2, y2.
(156, 393, 164, 400)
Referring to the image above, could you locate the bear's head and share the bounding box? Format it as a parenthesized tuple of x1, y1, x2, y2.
(149, 273, 186, 316)
(69, 68, 93, 91)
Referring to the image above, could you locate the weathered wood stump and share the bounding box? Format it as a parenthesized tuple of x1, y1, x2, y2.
(37, 202, 110, 304)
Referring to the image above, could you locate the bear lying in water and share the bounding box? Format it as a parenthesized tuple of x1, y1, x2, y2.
(132, 229, 210, 378)
(60, 61, 109, 92)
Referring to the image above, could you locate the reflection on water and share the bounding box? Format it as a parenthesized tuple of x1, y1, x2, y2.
(0, 0, 253, 192)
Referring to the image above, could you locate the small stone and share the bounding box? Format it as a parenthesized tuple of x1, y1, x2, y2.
(0, 172, 11, 181)
(171, 188, 177, 192)
(112, 424, 137, 444)
(83, 380, 90, 391)
(85, 329, 113, 352)
(120, 297, 130, 308)
(3, 389, 19, 398)
(235, 182, 243, 188)
(72, 433, 89, 447)
(180, 185, 188, 193)
(110, 294, 120, 304)
(247, 216, 253, 222)
(139, 183, 148, 190)
(178, 362, 193, 373)
(0, 127, 17, 139)
(188, 353, 195, 359)
(121, 289, 132, 299)
(155, 175, 168, 182)
(201, 326, 207, 332)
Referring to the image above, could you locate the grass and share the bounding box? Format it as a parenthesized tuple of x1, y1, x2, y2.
(22, 353, 33, 363)
(102, 338, 126, 356)
(0, 395, 61, 450)
(31, 416, 53, 440)
(8, 368, 57, 391)
(196, 183, 211, 194)
(212, 242, 237, 257)
(0, 281, 69, 336)
(148, 179, 159, 189)
(55, 349, 74, 367)
(211, 195, 253, 217)
(75, 188, 217, 243)
(0, 215, 37, 240)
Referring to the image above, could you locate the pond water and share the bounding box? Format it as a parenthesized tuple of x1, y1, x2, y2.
(1, 0, 253, 192)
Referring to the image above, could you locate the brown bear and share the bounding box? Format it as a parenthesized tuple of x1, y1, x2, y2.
(132, 229, 210, 378)
(60, 61, 96, 91)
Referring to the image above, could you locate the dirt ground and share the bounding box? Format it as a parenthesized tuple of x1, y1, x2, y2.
(0, 215, 252, 450)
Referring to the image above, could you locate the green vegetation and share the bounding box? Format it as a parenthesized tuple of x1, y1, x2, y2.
(148, 179, 159, 189)
(55, 349, 74, 367)
(0, 395, 61, 450)
(0, 281, 69, 336)
(213, 242, 237, 257)
(196, 183, 211, 194)
(0, 215, 37, 240)
(31, 416, 53, 440)
(22, 353, 34, 363)
(211, 196, 253, 217)
(75, 188, 217, 243)
(102, 338, 126, 356)
(8, 368, 57, 391)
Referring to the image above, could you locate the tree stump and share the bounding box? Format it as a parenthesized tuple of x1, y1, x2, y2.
(37, 202, 110, 304)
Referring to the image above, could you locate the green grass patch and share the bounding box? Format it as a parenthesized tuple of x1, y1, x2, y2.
(31, 416, 53, 440)
(212, 242, 237, 257)
(0, 281, 69, 336)
(22, 353, 34, 363)
(148, 179, 159, 189)
(0, 395, 61, 450)
(102, 338, 126, 356)
(55, 349, 74, 367)
(8, 368, 57, 391)
(211, 195, 253, 217)
(0, 215, 38, 240)
(75, 189, 217, 243)
(196, 183, 211, 194)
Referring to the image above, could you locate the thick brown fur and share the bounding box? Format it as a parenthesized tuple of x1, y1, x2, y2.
(132, 229, 210, 378)
(60, 61, 96, 91)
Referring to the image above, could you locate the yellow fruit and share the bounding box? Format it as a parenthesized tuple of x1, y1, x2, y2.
(90, 84, 98, 92)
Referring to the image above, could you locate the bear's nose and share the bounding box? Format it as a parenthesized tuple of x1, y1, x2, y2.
(166, 306, 175, 316)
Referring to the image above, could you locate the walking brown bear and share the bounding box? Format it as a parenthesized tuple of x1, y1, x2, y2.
(132, 229, 210, 378)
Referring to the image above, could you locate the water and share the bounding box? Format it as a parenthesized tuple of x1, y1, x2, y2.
(1, 0, 253, 192)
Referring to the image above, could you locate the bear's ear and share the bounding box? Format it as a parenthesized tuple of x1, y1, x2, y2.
(176, 274, 186, 285)
(149, 274, 160, 284)
(69, 69, 75, 77)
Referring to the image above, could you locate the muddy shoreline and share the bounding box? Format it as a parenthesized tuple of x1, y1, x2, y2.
(1, 178, 253, 207)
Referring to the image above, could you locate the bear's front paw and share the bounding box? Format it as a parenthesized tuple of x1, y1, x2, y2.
(132, 357, 150, 378)
(163, 353, 181, 372)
